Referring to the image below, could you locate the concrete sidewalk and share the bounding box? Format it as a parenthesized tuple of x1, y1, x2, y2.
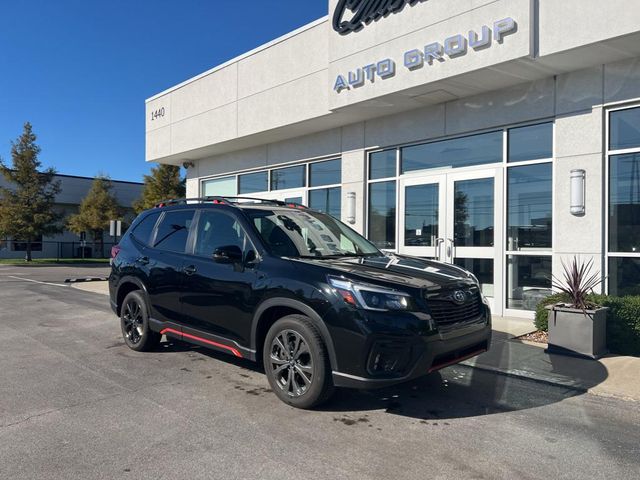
(464, 316, 640, 402)
(73, 281, 640, 402)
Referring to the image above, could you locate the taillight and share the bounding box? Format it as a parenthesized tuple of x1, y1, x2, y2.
(110, 245, 121, 265)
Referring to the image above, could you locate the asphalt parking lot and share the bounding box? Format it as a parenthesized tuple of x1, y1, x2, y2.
(1, 265, 639, 480)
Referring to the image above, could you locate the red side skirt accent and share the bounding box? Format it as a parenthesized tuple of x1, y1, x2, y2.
(160, 327, 243, 358)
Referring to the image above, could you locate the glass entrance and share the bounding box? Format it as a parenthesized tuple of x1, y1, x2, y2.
(399, 168, 503, 313)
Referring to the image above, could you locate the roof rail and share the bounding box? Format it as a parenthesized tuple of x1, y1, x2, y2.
(154, 196, 308, 209)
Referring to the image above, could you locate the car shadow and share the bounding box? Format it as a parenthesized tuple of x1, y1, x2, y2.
(155, 331, 609, 421)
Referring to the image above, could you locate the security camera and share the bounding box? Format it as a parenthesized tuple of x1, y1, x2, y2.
(182, 161, 195, 169)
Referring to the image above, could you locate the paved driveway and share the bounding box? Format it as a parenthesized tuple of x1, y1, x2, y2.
(1, 265, 638, 479)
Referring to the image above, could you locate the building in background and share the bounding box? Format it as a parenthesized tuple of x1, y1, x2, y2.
(145, 0, 640, 318)
(0, 174, 142, 259)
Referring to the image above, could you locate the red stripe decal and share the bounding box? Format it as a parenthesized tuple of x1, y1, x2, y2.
(160, 327, 243, 358)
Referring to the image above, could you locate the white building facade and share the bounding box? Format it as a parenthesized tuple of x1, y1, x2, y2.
(145, 0, 640, 317)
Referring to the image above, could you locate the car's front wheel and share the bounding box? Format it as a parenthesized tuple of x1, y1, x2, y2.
(263, 315, 334, 409)
(120, 290, 160, 352)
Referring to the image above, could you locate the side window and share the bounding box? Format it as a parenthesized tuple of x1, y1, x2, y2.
(131, 212, 160, 246)
(194, 211, 248, 258)
(153, 210, 194, 253)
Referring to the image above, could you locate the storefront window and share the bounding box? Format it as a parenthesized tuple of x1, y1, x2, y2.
(239, 172, 267, 194)
(271, 165, 306, 190)
(506, 255, 552, 310)
(507, 163, 553, 250)
(608, 257, 640, 296)
(610, 107, 640, 151)
(454, 178, 494, 247)
(309, 159, 341, 187)
(370, 149, 396, 179)
(404, 184, 438, 247)
(609, 153, 640, 253)
(203, 176, 236, 197)
(309, 187, 341, 218)
(508, 123, 553, 162)
(368, 181, 396, 249)
(401, 131, 502, 174)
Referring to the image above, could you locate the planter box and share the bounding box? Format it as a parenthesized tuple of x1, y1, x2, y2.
(546, 305, 608, 359)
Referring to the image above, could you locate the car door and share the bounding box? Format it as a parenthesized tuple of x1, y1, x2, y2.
(180, 209, 261, 348)
(144, 208, 195, 327)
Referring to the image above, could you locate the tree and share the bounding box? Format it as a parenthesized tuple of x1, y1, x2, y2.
(0, 122, 62, 261)
(67, 176, 121, 257)
(133, 164, 185, 214)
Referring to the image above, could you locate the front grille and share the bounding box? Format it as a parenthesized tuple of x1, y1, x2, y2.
(426, 288, 483, 326)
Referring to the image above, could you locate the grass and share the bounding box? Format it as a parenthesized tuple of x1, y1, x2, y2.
(0, 258, 110, 265)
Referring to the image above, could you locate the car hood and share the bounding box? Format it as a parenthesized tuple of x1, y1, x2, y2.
(291, 253, 476, 290)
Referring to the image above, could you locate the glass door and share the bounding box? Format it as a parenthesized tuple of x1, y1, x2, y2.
(399, 168, 503, 313)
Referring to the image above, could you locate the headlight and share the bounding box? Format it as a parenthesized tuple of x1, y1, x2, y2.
(328, 276, 415, 311)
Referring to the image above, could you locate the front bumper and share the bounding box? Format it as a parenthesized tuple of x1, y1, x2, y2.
(330, 307, 492, 389)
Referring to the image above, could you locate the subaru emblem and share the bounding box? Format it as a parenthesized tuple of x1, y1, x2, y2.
(453, 290, 466, 304)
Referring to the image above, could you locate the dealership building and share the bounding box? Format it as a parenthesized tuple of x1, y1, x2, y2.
(145, 0, 640, 318)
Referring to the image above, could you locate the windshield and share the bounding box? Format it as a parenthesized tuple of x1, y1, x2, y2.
(247, 208, 381, 258)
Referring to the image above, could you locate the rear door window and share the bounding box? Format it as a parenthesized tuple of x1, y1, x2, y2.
(131, 212, 160, 246)
(153, 210, 194, 253)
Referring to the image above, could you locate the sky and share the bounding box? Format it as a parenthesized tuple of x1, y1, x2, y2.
(0, 0, 327, 183)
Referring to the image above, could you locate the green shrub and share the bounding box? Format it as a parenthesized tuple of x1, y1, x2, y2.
(534, 293, 640, 356)
(534, 293, 569, 331)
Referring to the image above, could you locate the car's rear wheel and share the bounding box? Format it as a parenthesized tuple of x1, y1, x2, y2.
(263, 315, 334, 409)
(120, 291, 160, 352)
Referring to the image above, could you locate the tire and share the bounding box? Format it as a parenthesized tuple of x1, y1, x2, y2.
(263, 314, 334, 409)
(120, 291, 160, 352)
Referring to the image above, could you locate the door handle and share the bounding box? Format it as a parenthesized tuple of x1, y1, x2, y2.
(137, 256, 150, 265)
(446, 238, 455, 260)
(183, 265, 197, 276)
(435, 238, 444, 259)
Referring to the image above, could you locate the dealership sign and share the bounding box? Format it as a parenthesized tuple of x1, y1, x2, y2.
(333, 0, 424, 35)
(333, 18, 517, 93)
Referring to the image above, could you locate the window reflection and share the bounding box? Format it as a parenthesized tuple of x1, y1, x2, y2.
(309, 187, 341, 219)
(271, 165, 306, 190)
(506, 255, 552, 311)
(309, 159, 341, 187)
(610, 107, 640, 151)
(608, 257, 640, 296)
(609, 153, 640, 253)
(454, 258, 494, 298)
(404, 184, 438, 247)
(507, 164, 553, 250)
(368, 181, 396, 249)
(508, 123, 553, 162)
(239, 172, 267, 194)
(370, 149, 396, 179)
(454, 178, 494, 247)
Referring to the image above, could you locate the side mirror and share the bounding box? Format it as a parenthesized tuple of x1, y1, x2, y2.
(213, 245, 243, 264)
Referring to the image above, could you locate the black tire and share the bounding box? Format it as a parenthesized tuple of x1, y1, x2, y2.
(263, 314, 334, 409)
(120, 291, 160, 352)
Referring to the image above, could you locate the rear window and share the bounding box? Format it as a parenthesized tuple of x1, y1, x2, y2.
(153, 210, 194, 253)
(131, 212, 160, 246)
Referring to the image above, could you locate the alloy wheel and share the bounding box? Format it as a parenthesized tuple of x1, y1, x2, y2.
(269, 330, 314, 397)
(122, 299, 144, 345)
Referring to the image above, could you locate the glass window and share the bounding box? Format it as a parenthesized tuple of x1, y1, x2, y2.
(309, 187, 341, 219)
(454, 178, 494, 247)
(454, 258, 494, 298)
(370, 149, 396, 179)
(401, 131, 502, 174)
(368, 181, 396, 249)
(194, 211, 247, 258)
(203, 176, 236, 197)
(508, 123, 553, 162)
(132, 212, 160, 245)
(248, 209, 378, 258)
(608, 257, 640, 296)
(238, 172, 267, 194)
(153, 210, 194, 253)
(12, 235, 43, 252)
(507, 163, 553, 250)
(506, 255, 552, 311)
(309, 159, 341, 187)
(404, 184, 439, 247)
(271, 165, 305, 190)
(609, 153, 640, 253)
(610, 107, 640, 151)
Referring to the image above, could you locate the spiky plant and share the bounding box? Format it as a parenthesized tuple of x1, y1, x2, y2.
(552, 256, 603, 310)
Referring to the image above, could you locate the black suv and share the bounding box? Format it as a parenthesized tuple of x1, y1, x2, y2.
(109, 197, 491, 408)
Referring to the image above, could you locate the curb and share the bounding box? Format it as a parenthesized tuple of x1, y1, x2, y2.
(64, 277, 108, 283)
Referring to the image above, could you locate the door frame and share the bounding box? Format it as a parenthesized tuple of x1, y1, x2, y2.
(398, 167, 504, 315)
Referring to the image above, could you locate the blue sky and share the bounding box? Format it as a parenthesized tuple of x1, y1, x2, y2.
(0, 0, 327, 182)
